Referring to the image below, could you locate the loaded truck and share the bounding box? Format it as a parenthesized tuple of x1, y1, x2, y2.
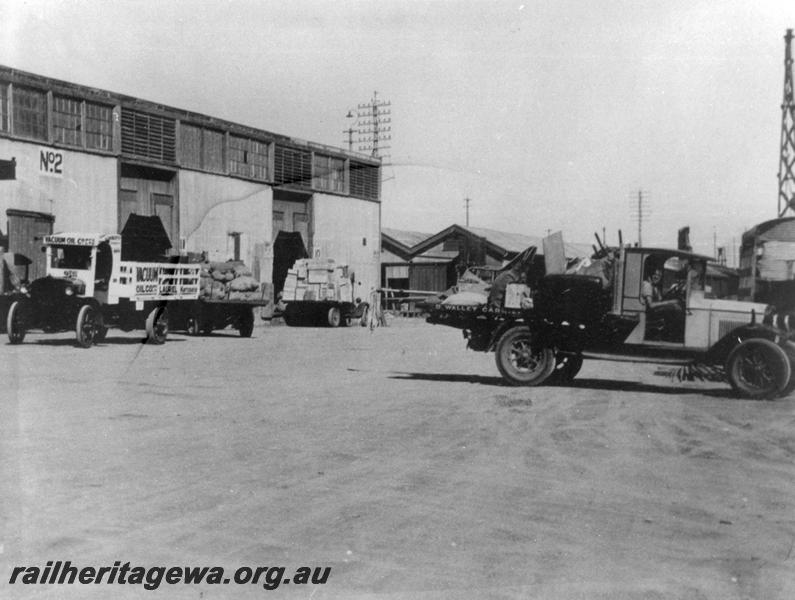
(168, 260, 273, 337)
(429, 244, 795, 399)
(6, 231, 200, 347)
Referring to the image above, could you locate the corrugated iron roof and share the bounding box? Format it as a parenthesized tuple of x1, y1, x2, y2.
(382, 227, 432, 249)
(381, 224, 593, 261)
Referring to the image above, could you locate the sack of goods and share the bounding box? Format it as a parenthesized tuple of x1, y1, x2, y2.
(282, 258, 352, 303)
(199, 261, 263, 301)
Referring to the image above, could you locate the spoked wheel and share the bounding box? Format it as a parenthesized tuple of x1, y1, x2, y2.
(75, 304, 98, 348)
(327, 306, 341, 328)
(494, 326, 555, 386)
(145, 306, 169, 345)
(7, 300, 27, 344)
(238, 307, 254, 338)
(548, 353, 584, 385)
(725, 339, 792, 399)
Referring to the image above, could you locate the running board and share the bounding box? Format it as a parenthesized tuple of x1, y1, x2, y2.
(581, 352, 693, 365)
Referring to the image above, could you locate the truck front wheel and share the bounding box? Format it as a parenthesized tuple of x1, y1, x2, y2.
(725, 338, 792, 399)
(495, 326, 555, 386)
(7, 301, 27, 344)
(145, 306, 168, 345)
(76, 304, 98, 348)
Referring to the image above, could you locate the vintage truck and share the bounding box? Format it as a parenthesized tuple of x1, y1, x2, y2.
(167, 260, 273, 337)
(429, 245, 795, 399)
(6, 232, 200, 347)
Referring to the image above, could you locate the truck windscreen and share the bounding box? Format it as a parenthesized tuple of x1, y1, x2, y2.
(50, 246, 92, 270)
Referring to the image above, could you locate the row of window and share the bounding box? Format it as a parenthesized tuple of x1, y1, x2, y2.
(0, 82, 378, 200)
(0, 84, 113, 150)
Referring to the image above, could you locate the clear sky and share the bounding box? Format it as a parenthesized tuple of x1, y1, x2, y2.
(2, 0, 794, 261)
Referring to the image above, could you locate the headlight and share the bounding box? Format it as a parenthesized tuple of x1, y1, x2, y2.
(64, 286, 74, 296)
(19, 285, 28, 294)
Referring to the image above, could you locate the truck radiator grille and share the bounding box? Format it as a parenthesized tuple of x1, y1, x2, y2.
(718, 320, 746, 339)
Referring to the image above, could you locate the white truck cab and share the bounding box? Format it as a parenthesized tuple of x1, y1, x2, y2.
(614, 247, 770, 350)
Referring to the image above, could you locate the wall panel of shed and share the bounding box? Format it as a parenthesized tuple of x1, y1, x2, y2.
(179, 170, 272, 282)
(311, 192, 380, 298)
(409, 263, 450, 292)
(0, 138, 116, 237)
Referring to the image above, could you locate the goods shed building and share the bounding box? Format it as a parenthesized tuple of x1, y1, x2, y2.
(0, 65, 381, 298)
(381, 224, 593, 293)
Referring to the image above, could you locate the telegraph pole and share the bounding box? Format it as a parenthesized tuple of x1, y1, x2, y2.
(356, 91, 391, 159)
(779, 28, 795, 216)
(629, 190, 650, 246)
(343, 109, 356, 151)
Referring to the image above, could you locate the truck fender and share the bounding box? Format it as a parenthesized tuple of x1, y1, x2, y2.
(705, 323, 790, 364)
(487, 318, 522, 352)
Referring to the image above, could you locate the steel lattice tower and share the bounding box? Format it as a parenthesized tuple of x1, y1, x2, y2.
(779, 29, 795, 217)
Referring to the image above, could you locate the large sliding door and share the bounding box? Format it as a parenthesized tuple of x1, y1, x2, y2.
(6, 209, 54, 281)
(118, 164, 179, 251)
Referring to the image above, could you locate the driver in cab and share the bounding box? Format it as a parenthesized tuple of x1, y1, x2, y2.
(641, 262, 685, 342)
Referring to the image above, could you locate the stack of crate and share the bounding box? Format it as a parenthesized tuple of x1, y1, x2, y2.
(282, 258, 352, 302)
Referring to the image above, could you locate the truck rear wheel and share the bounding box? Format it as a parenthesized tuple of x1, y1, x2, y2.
(186, 316, 202, 336)
(548, 353, 584, 384)
(725, 338, 791, 399)
(327, 306, 341, 327)
(495, 325, 555, 386)
(238, 308, 254, 337)
(7, 301, 26, 344)
(145, 306, 168, 345)
(76, 304, 98, 348)
(779, 342, 795, 398)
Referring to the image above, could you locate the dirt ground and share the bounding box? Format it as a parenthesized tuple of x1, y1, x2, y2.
(1, 317, 794, 599)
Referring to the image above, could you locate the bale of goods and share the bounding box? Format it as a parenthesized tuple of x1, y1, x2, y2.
(199, 260, 262, 302)
(441, 291, 488, 307)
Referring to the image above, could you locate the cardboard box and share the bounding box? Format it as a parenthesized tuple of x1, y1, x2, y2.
(504, 283, 532, 309)
(307, 269, 329, 284)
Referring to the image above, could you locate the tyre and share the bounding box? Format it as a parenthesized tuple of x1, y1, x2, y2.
(7, 300, 26, 344)
(548, 353, 584, 384)
(494, 325, 555, 386)
(75, 304, 98, 348)
(725, 338, 792, 399)
(780, 342, 795, 398)
(238, 308, 254, 337)
(145, 306, 168, 345)
(327, 306, 341, 327)
(186, 316, 201, 336)
(94, 324, 109, 342)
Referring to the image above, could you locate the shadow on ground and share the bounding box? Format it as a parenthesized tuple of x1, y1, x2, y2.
(389, 371, 739, 399)
(6, 336, 186, 347)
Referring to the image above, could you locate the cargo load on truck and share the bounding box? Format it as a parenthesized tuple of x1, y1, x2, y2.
(280, 257, 364, 327)
(167, 259, 273, 337)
